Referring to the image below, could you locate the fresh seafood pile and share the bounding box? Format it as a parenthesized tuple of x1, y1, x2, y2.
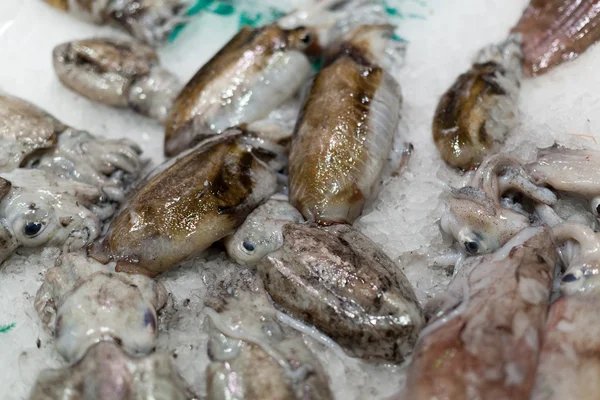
(433, 0, 600, 170)
(2, 0, 600, 399)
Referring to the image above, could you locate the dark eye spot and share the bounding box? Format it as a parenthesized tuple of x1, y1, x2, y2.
(24, 222, 43, 237)
(562, 273, 578, 283)
(143, 310, 156, 331)
(301, 32, 312, 44)
(242, 241, 255, 252)
(595, 204, 600, 216)
(464, 241, 479, 255)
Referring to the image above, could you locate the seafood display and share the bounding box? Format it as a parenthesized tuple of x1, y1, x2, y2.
(53, 37, 181, 122)
(289, 25, 403, 225)
(404, 227, 557, 399)
(91, 129, 277, 276)
(258, 224, 424, 363)
(512, 0, 600, 76)
(432, 37, 522, 171)
(35, 253, 167, 362)
(41, 0, 191, 46)
(30, 342, 193, 400)
(225, 195, 304, 265)
(440, 154, 556, 257)
(0, 92, 143, 202)
(0, 169, 102, 265)
(164, 24, 316, 156)
(204, 268, 333, 400)
(6, 1, 600, 399)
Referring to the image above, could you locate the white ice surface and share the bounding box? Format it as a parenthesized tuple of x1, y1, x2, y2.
(1, 0, 600, 399)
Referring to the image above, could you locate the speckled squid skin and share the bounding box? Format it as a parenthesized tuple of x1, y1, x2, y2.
(433, 63, 507, 171)
(404, 227, 556, 400)
(512, 0, 600, 76)
(30, 342, 194, 400)
(0, 92, 64, 171)
(53, 37, 180, 122)
(289, 26, 401, 225)
(164, 25, 315, 156)
(91, 131, 277, 277)
(42, 0, 190, 46)
(258, 224, 424, 363)
(432, 37, 521, 171)
(35, 253, 167, 362)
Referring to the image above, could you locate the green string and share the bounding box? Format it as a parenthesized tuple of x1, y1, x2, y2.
(0, 322, 15, 333)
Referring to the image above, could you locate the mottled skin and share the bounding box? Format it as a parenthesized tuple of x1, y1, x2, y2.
(35, 253, 167, 362)
(204, 268, 333, 400)
(42, 0, 190, 46)
(441, 154, 556, 256)
(30, 342, 194, 400)
(258, 224, 424, 363)
(404, 227, 556, 400)
(91, 131, 277, 276)
(289, 25, 401, 225)
(527, 147, 600, 219)
(164, 25, 315, 156)
(512, 0, 600, 76)
(530, 223, 600, 399)
(53, 37, 180, 122)
(0, 169, 102, 265)
(433, 37, 521, 171)
(0, 92, 64, 171)
(0, 92, 143, 202)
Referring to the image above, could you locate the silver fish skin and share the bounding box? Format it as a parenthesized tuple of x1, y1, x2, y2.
(53, 37, 181, 122)
(164, 24, 315, 156)
(404, 226, 556, 400)
(30, 342, 194, 400)
(258, 223, 424, 363)
(289, 25, 402, 225)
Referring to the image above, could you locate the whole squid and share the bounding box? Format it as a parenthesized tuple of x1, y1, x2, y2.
(289, 25, 402, 225)
(258, 223, 424, 363)
(404, 226, 556, 399)
(53, 37, 181, 123)
(432, 37, 522, 171)
(90, 129, 277, 276)
(164, 24, 317, 156)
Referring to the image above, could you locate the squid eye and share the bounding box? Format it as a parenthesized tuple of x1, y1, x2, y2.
(464, 240, 479, 255)
(143, 310, 156, 331)
(24, 221, 43, 237)
(242, 241, 255, 253)
(562, 273, 578, 282)
(591, 197, 600, 217)
(301, 32, 312, 44)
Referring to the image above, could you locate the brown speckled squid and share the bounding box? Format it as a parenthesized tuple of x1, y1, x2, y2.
(90, 129, 278, 277)
(289, 24, 403, 225)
